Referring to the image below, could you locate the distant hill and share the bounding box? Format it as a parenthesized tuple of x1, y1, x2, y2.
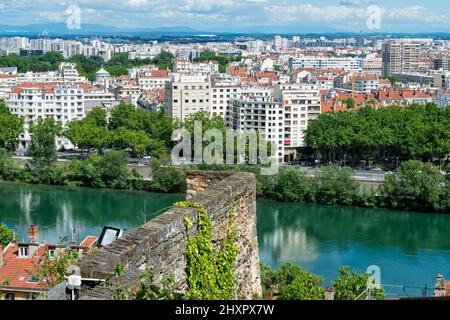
(0, 23, 202, 36)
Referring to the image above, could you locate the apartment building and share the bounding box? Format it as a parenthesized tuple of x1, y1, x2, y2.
(354, 75, 380, 94)
(16, 63, 85, 83)
(137, 69, 170, 90)
(173, 57, 219, 75)
(362, 54, 382, 76)
(165, 74, 211, 121)
(6, 83, 85, 150)
(228, 95, 285, 163)
(211, 82, 241, 119)
(382, 41, 421, 76)
(289, 56, 363, 73)
(274, 83, 321, 161)
(434, 57, 450, 71)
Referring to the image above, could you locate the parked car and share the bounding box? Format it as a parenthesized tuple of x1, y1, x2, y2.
(14, 151, 26, 157)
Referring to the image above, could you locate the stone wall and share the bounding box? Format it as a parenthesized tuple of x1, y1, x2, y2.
(63, 170, 261, 300)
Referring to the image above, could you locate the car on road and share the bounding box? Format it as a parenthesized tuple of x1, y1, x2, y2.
(14, 151, 26, 157)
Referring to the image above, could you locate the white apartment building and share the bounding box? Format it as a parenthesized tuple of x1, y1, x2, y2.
(6, 84, 85, 150)
(382, 41, 421, 76)
(0, 37, 29, 55)
(165, 74, 211, 121)
(16, 63, 86, 83)
(211, 83, 241, 119)
(59, 63, 79, 82)
(354, 75, 380, 93)
(362, 54, 382, 76)
(173, 57, 219, 75)
(274, 83, 321, 161)
(17, 71, 62, 83)
(0, 74, 17, 99)
(115, 85, 141, 106)
(137, 70, 170, 90)
(289, 56, 363, 73)
(228, 96, 285, 163)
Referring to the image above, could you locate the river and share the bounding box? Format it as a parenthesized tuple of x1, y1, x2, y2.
(1, 182, 449, 297)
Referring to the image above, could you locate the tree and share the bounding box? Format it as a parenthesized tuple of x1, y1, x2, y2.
(97, 150, 132, 189)
(313, 165, 359, 206)
(85, 107, 108, 128)
(109, 127, 152, 158)
(382, 160, 446, 212)
(64, 120, 108, 152)
(28, 118, 62, 168)
(342, 98, 355, 110)
(0, 100, 24, 152)
(261, 263, 325, 300)
(0, 224, 14, 248)
(332, 266, 385, 300)
(151, 51, 175, 70)
(0, 149, 21, 181)
(148, 159, 186, 193)
(182, 111, 226, 136)
(30, 249, 79, 287)
(305, 104, 450, 164)
(267, 167, 312, 202)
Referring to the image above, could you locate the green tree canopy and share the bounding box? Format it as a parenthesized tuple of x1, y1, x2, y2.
(332, 266, 385, 300)
(28, 118, 62, 168)
(0, 224, 14, 248)
(0, 100, 24, 152)
(382, 160, 447, 212)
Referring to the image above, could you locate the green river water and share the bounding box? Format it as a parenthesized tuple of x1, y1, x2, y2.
(1, 182, 449, 297)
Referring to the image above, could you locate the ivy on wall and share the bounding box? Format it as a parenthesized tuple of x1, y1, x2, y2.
(175, 201, 239, 300)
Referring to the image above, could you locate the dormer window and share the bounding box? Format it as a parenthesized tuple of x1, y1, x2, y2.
(19, 246, 29, 258)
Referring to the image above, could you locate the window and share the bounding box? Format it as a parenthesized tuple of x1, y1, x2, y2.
(4, 293, 14, 300)
(19, 246, 28, 257)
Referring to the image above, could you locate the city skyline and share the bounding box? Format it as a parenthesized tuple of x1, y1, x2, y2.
(0, 0, 449, 34)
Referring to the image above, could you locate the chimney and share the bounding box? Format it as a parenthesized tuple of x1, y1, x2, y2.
(27, 225, 39, 243)
(434, 274, 447, 297)
(324, 287, 335, 300)
(0, 246, 3, 267)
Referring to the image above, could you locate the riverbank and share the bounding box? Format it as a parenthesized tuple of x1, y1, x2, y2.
(1, 149, 449, 214)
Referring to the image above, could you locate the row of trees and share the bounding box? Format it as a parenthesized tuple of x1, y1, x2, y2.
(70, 51, 175, 80)
(256, 161, 449, 213)
(0, 51, 175, 81)
(0, 101, 185, 192)
(305, 104, 450, 165)
(261, 263, 385, 300)
(65, 104, 174, 159)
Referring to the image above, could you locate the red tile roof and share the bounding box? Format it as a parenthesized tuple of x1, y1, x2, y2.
(0, 243, 49, 290)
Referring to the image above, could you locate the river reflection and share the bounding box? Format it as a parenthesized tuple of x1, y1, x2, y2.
(2, 183, 450, 292)
(0, 182, 184, 243)
(257, 200, 450, 289)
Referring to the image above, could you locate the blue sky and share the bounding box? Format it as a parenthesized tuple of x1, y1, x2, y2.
(0, 0, 449, 33)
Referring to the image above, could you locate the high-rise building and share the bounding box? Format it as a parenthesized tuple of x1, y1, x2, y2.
(274, 84, 321, 162)
(7, 84, 86, 150)
(382, 41, 421, 76)
(228, 96, 285, 163)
